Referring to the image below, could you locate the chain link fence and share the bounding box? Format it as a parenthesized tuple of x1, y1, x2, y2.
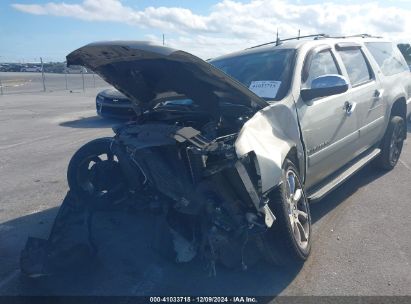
(0, 71, 109, 95)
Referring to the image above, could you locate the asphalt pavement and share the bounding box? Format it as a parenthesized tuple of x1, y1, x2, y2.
(0, 80, 410, 298)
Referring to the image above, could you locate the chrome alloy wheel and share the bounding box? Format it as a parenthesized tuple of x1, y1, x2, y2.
(285, 169, 310, 250)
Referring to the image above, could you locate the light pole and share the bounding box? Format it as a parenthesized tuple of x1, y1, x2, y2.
(65, 69, 68, 90)
(40, 57, 46, 92)
(0, 56, 3, 95)
(81, 66, 85, 92)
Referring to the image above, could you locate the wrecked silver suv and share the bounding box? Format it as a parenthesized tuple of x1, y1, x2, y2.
(21, 35, 411, 276)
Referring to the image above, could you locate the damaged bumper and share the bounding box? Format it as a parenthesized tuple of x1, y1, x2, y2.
(21, 124, 277, 277)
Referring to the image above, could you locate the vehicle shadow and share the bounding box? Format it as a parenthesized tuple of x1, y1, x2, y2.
(59, 116, 125, 129)
(1, 205, 302, 297)
(310, 164, 385, 224)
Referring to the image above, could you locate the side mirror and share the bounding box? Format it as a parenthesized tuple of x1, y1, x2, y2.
(301, 74, 349, 101)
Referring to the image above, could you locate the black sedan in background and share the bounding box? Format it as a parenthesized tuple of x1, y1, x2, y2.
(96, 88, 136, 119)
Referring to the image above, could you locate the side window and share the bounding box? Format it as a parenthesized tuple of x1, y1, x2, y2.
(365, 42, 408, 76)
(338, 48, 372, 86)
(304, 50, 340, 87)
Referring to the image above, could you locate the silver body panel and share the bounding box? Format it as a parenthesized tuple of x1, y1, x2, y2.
(290, 38, 410, 190)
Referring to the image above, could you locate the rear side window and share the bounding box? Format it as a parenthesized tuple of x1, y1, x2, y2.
(365, 42, 408, 76)
(338, 48, 372, 86)
(304, 50, 340, 86)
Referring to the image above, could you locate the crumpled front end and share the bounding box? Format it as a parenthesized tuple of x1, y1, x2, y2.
(21, 117, 280, 277)
(111, 121, 278, 271)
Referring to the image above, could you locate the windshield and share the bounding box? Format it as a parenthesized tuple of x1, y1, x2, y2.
(210, 49, 296, 101)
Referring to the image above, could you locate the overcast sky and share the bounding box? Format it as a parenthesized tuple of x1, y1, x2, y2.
(1, 0, 411, 62)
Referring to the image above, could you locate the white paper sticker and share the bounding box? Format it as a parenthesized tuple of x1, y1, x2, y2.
(249, 81, 281, 98)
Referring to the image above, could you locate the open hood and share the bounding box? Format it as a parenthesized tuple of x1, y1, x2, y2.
(67, 41, 268, 115)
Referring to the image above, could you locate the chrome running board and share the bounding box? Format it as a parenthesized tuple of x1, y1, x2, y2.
(307, 148, 381, 203)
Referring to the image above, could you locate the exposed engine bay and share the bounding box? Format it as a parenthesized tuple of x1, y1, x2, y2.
(100, 100, 276, 265)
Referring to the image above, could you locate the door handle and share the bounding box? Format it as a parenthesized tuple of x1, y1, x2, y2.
(374, 90, 381, 98)
(343, 101, 356, 115)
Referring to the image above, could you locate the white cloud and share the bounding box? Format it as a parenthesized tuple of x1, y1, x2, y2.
(11, 0, 411, 58)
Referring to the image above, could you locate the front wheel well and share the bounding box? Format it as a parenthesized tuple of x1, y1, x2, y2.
(389, 98, 407, 139)
(285, 147, 301, 176)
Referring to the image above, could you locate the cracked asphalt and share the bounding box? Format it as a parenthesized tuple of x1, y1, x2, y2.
(0, 83, 410, 298)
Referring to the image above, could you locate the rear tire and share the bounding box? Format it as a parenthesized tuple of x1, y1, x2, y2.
(259, 159, 311, 266)
(376, 116, 405, 170)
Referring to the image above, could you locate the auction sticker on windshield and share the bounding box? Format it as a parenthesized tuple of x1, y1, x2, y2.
(249, 80, 281, 98)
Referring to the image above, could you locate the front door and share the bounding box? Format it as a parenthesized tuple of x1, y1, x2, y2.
(296, 46, 360, 189)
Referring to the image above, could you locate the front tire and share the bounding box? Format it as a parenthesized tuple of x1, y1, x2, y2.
(67, 137, 127, 201)
(376, 116, 405, 170)
(259, 159, 311, 266)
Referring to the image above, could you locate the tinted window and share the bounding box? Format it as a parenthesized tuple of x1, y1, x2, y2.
(338, 49, 372, 86)
(304, 50, 340, 87)
(365, 42, 408, 76)
(210, 49, 295, 100)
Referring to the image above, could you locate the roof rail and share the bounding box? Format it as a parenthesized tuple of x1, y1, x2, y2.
(327, 33, 383, 39)
(247, 33, 327, 49)
(246, 33, 383, 50)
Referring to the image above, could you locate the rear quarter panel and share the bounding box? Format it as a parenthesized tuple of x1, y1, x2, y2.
(362, 41, 411, 133)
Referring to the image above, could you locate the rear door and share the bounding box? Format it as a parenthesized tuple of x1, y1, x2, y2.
(297, 46, 360, 188)
(335, 43, 383, 153)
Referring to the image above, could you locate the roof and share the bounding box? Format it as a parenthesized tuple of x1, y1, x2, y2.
(210, 34, 390, 62)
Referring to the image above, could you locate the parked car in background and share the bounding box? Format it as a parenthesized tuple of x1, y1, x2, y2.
(20, 66, 42, 72)
(96, 88, 135, 119)
(64, 65, 88, 74)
